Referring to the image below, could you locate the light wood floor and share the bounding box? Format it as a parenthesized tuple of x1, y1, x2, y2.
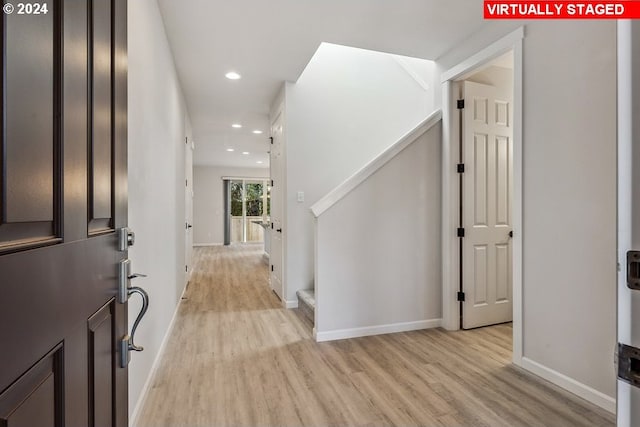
(136, 245, 615, 427)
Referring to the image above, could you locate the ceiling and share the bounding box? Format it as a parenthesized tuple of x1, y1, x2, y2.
(156, 0, 489, 168)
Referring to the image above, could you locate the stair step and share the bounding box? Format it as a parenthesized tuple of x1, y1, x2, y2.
(296, 289, 315, 323)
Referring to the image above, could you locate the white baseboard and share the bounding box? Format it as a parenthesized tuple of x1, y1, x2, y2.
(315, 318, 442, 342)
(521, 357, 615, 414)
(130, 285, 186, 426)
(284, 299, 298, 309)
(193, 242, 223, 247)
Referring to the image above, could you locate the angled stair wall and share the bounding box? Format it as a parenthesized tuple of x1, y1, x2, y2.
(311, 110, 443, 342)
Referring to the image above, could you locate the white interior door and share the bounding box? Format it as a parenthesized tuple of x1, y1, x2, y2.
(185, 137, 194, 283)
(617, 20, 640, 427)
(462, 80, 513, 329)
(270, 111, 284, 301)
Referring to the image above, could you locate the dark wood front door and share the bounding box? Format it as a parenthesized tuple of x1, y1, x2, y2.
(0, 1, 128, 426)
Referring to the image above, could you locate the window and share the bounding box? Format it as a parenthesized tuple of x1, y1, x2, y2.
(229, 179, 270, 243)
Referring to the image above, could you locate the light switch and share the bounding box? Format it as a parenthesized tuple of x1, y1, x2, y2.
(297, 191, 305, 202)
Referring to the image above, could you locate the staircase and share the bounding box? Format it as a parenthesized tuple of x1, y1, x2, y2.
(296, 289, 315, 323)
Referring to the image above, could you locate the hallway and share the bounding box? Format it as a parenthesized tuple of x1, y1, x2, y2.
(136, 246, 614, 427)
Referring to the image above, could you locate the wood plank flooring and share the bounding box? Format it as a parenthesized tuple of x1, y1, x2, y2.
(136, 245, 615, 427)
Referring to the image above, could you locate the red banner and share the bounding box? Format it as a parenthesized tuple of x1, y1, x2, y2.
(484, 1, 640, 19)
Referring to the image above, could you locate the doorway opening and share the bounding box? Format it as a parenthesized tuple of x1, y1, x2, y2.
(441, 27, 524, 364)
(229, 179, 271, 244)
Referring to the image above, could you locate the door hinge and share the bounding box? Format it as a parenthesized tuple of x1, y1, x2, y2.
(457, 227, 465, 238)
(457, 291, 466, 302)
(628, 251, 640, 290)
(618, 343, 640, 386)
(271, 265, 274, 272)
(270, 137, 274, 144)
(185, 265, 188, 272)
(186, 179, 188, 187)
(457, 163, 465, 173)
(457, 99, 465, 109)
(271, 179, 274, 187)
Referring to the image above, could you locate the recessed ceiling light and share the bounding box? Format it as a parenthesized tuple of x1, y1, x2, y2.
(231, 124, 242, 128)
(242, 151, 250, 155)
(252, 130, 263, 134)
(225, 71, 241, 80)
(256, 161, 263, 164)
(226, 148, 235, 152)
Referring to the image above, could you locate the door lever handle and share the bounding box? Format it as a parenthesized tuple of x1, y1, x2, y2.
(127, 286, 149, 352)
(128, 273, 148, 279)
(119, 285, 150, 367)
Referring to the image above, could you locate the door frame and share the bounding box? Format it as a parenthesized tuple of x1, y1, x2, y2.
(269, 96, 289, 307)
(441, 27, 524, 365)
(185, 136, 194, 284)
(616, 19, 637, 426)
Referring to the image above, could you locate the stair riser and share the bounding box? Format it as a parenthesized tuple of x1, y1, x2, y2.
(298, 297, 314, 323)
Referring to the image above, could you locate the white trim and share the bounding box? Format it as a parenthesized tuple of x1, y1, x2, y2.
(441, 79, 456, 333)
(130, 284, 186, 426)
(617, 20, 634, 427)
(221, 176, 269, 181)
(440, 28, 524, 368)
(521, 358, 616, 414)
(441, 27, 524, 83)
(284, 299, 298, 309)
(511, 35, 524, 365)
(315, 318, 442, 342)
(310, 110, 442, 217)
(193, 243, 223, 247)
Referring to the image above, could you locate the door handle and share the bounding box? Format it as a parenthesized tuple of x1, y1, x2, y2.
(126, 286, 149, 352)
(119, 283, 150, 368)
(186, 222, 193, 229)
(276, 228, 282, 233)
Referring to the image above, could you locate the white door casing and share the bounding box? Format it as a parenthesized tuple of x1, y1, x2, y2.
(617, 19, 640, 427)
(185, 137, 194, 283)
(270, 111, 284, 301)
(462, 80, 513, 329)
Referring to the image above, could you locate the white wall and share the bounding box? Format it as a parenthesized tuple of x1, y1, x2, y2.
(128, 0, 191, 420)
(193, 165, 269, 245)
(437, 22, 617, 404)
(284, 43, 436, 302)
(315, 122, 442, 340)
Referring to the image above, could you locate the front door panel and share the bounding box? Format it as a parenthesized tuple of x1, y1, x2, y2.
(0, 1, 128, 426)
